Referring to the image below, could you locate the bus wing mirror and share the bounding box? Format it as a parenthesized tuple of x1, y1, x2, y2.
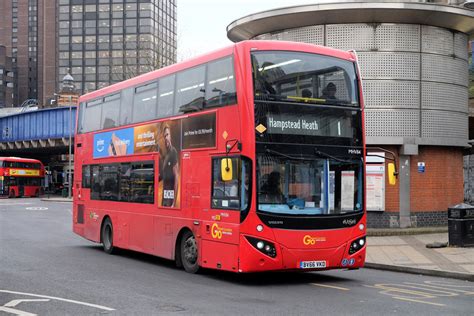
(221, 158, 233, 182)
(388, 163, 397, 186)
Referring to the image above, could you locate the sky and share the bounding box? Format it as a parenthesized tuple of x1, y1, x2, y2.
(177, 0, 317, 60)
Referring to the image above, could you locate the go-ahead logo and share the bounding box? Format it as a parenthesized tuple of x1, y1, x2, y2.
(211, 223, 232, 239)
(303, 235, 326, 245)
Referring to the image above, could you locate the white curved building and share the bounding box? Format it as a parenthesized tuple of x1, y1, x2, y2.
(227, 0, 474, 228)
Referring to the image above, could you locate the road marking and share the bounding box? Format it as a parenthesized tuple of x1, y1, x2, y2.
(25, 207, 48, 211)
(399, 284, 459, 297)
(5, 299, 50, 307)
(422, 281, 474, 294)
(419, 285, 474, 295)
(311, 283, 350, 291)
(365, 281, 471, 307)
(0, 203, 33, 206)
(0, 290, 115, 311)
(0, 306, 36, 316)
(0, 299, 50, 316)
(364, 284, 436, 299)
(392, 296, 445, 307)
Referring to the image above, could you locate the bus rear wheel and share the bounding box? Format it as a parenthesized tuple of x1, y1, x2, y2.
(180, 230, 199, 273)
(9, 190, 15, 198)
(101, 218, 115, 254)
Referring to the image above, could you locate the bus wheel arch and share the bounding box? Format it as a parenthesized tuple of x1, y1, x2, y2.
(9, 189, 15, 198)
(100, 216, 115, 254)
(176, 228, 199, 273)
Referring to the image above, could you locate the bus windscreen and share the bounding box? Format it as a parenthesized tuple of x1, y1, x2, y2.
(251, 51, 359, 107)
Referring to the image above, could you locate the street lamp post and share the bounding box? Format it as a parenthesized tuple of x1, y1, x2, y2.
(58, 72, 76, 199)
(68, 95, 72, 199)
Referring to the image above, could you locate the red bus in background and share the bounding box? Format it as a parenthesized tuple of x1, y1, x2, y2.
(73, 40, 367, 273)
(0, 157, 45, 198)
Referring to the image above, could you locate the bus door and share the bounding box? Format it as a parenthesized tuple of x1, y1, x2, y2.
(0, 176, 5, 196)
(18, 178, 24, 197)
(200, 156, 249, 272)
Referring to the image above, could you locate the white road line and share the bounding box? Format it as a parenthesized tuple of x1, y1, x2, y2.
(311, 283, 350, 291)
(5, 299, 50, 307)
(0, 306, 37, 316)
(0, 290, 115, 311)
(0, 203, 33, 206)
(25, 207, 48, 211)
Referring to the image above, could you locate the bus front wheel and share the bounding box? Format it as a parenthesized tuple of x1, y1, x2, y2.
(180, 230, 199, 273)
(101, 217, 115, 254)
(9, 190, 15, 198)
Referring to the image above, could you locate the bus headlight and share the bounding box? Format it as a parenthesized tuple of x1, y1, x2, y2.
(245, 236, 277, 258)
(349, 237, 366, 255)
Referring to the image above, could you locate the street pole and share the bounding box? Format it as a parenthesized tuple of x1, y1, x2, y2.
(68, 96, 72, 199)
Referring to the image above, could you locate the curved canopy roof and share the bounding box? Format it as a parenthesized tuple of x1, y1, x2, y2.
(227, 1, 474, 41)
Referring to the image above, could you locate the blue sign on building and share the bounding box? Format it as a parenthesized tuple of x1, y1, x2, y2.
(417, 162, 426, 173)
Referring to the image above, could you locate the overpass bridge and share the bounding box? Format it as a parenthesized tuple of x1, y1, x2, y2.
(0, 107, 76, 159)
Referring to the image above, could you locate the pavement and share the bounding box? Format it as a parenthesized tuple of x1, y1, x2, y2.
(39, 196, 473, 281)
(41, 196, 72, 202)
(366, 232, 474, 281)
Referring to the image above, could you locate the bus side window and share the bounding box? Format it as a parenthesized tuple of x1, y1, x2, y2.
(205, 57, 237, 108)
(101, 93, 121, 129)
(175, 65, 206, 114)
(133, 81, 158, 123)
(120, 88, 134, 126)
(241, 158, 251, 212)
(157, 74, 175, 118)
(83, 99, 102, 133)
(211, 157, 240, 210)
(91, 165, 100, 200)
(82, 165, 91, 188)
(119, 163, 131, 202)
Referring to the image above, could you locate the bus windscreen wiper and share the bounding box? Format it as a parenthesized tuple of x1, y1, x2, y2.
(314, 149, 355, 163)
(265, 148, 310, 161)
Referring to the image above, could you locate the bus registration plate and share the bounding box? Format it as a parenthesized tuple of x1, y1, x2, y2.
(300, 260, 327, 269)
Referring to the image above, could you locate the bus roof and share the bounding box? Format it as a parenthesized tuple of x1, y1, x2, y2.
(0, 157, 43, 164)
(78, 40, 356, 103)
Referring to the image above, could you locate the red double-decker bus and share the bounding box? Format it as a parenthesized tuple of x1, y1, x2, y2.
(0, 157, 45, 198)
(73, 40, 368, 273)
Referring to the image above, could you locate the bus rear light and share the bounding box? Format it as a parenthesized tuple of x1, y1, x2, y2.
(349, 237, 366, 255)
(245, 236, 277, 258)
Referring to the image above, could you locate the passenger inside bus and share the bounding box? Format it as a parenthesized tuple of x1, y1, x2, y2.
(301, 89, 312, 98)
(321, 82, 337, 99)
(260, 171, 284, 203)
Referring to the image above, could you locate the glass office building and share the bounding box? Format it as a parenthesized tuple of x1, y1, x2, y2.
(57, 0, 177, 94)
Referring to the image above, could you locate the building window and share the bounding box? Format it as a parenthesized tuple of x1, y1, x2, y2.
(71, 5, 83, 13)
